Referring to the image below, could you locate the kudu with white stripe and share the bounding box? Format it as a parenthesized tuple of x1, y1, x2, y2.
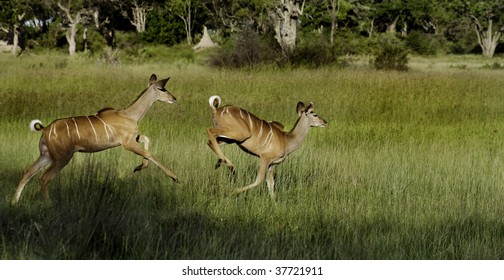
(12, 74, 178, 205)
(207, 95, 327, 199)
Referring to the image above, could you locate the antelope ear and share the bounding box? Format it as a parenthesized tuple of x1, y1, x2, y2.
(155, 77, 170, 89)
(148, 74, 157, 86)
(306, 102, 314, 113)
(297, 102, 305, 117)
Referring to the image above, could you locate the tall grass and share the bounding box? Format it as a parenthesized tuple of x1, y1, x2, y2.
(1, 54, 504, 259)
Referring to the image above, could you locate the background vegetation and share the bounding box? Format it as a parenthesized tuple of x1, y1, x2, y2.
(1, 52, 504, 259)
(2, 0, 504, 68)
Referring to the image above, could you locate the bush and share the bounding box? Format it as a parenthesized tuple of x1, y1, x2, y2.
(142, 10, 186, 46)
(405, 31, 445, 56)
(208, 28, 279, 68)
(208, 29, 341, 69)
(332, 29, 374, 55)
(371, 35, 409, 71)
(288, 38, 338, 68)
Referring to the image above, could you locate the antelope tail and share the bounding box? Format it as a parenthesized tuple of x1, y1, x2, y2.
(29, 119, 44, 131)
(209, 95, 221, 110)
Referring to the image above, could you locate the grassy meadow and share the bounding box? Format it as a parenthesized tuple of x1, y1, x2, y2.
(1, 53, 504, 259)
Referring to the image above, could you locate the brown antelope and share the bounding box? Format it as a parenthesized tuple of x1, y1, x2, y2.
(207, 95, 327, 199)
(12, 74, 179, 205)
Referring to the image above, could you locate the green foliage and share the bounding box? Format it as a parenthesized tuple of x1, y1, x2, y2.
(371, 34, 409, 71)
(208, 28, 279, 68)
(332, 29, 374, 55)
(4, 0, 504, 59)
(142, 9, 186, 46)
(405, 31, 447, 56)
(208, 28, 341, 69)
(288, 33, 339, 68)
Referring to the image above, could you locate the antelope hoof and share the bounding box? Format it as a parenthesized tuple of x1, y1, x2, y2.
(133, 165, 143, 172)
(172, 177, 180, 183)
(215, 159, 223, 169)
(228, 165, 236, 175)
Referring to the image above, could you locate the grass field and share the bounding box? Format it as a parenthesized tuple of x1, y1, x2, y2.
(1, 53, 504, 259)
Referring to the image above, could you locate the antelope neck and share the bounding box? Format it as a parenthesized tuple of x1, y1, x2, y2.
(120, 89, 156, 122)
(285, 115, 310, 155)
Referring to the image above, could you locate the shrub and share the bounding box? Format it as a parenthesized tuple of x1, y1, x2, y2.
(288, 39, 338, 68)
(208, 29, 342, 69)
(371, 35, 409, 71)
(332, 29, 373, 56)
(405, 30, 445, 56)
(208, 28, 279, 68)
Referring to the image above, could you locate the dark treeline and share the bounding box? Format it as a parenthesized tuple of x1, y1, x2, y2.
(1, 0, 504, 66)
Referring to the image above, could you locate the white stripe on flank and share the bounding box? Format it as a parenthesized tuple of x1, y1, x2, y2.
(247, 111, 253, 129)
(239, 108, 244, 119)
(225, 107, 235, 121)
(86, 116, 98, 141)
(65, 121, 70, 139)
(258, 120, 264, 138)
(94, 115, 113, 141)
(262, 123, 273, 149)
(48, 125, 54, 142)
(72, 118, 81, 140)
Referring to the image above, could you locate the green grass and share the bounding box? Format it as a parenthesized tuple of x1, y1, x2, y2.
(1, 53, 504, 259)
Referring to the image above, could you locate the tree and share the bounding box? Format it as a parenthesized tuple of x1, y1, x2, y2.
(169, 0, 198, 45)
(202, 0, 271, 36)
(89, 0, 123, 49)
(270, 0, 305, 55)
(326, 0, 353, 45)
(121, 0, 153, 33)
(0, 0, 32, 54)
(142, 6, 186, 45)
(57, 0, 84, 55)
(464, 0, 504, 57)
(373, 0, 406, 34)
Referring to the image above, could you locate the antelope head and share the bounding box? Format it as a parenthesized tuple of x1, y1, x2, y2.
(147, 74, 176, 104)
(297, 102, 327, 128)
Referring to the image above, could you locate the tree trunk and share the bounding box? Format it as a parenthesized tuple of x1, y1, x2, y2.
(272, 0, 305, 55)
(132, 5, 147, 33)
(121, 1, 148, 33)
(365, 18, 374, 38)
(93, 10, 116, 48)
(329, 0, 339, 46)
(175, 0, 193, 45)
(386, 15, 399, 33)
(83, 25, 88, 52)
(179, 16, 192, 45)
(12, 25, 19, 55)
(472, 17, 502, 58)
(11, 13, 25, 55)
(58, 2, 82, 56)
(66, 20, 78, 56)
(476, 19, 502, 57)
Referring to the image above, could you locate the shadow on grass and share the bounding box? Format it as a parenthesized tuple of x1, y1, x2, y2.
(1, 161, 503, 259)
